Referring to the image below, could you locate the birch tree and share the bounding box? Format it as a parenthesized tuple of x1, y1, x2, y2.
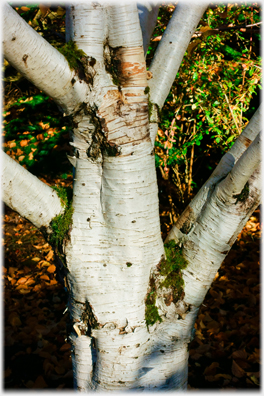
(2, 2, 261, 391)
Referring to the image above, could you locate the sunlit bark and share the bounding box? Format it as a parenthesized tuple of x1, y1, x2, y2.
(3, 3, 89, 115)
(2, 2, 261, 392)
(2, 152, 64, 228)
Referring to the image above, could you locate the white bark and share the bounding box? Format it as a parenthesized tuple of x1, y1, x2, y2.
(66, 3, 107, 61)
(1, 151, 64, 228)
(107, 3, 143, 48)
(3, 3, 89, 114)
(137, 2, 160, 55)
(182, 162, 261, 308)
(148, 3, 208, 109)
(181, 133, 261, 308)
(219, 132, 261, 197)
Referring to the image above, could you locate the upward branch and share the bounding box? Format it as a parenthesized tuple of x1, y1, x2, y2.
(166, 106, 261, 242)
(148, 3, 208, 109)
(3, 3, 89, 114)
(137, 2, 160, 56)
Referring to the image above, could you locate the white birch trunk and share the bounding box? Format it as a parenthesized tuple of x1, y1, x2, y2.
(2, 2, 261, 392)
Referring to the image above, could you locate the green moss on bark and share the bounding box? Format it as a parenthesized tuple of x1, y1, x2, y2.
(57, 40, 87, 70)
(234, 181, 250, 203)
(145, 240, 188, 327)
(49, 206, 74, 248)
(145, 277, 162, 327)
(49, 186, 74, 248)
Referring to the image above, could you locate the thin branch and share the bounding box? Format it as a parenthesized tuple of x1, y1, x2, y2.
(219, 81, 241, 135)
(193, 21, 262, 37)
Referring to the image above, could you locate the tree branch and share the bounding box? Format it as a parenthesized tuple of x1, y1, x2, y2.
(3, 3, 89, 115)
(148, 2, 208, 109)
(137, 2, 160, 56)
(181, 145, 261, 308)
(2, 152, 64, 229)
(165, 106, 261, 242)
(218, 132, 261, 200)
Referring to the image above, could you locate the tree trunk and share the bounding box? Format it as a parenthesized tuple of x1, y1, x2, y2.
(2, 2, 261, 391)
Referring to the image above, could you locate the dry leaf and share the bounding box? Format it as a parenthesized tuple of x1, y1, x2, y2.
(232, 360, 245, 378)
(47, 264, 56, 273)
(232, 350, 247, 360)
(203, 361, 219, 375)
(33, 375, 48, 388)
(46, 249, 54, 261)
(40, 274, 50, 281)
(8, 312, 22, 327)
(187, 39, 201, 57)
(60, 343, 71, 352)
(39, 4, 50, 16)
(20, 139, 29, 147)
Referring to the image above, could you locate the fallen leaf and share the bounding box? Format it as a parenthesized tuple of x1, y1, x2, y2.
(203, 362, 219, 375)
(8, 312, 22, 327)
(46, 249, 54, 261)
(40, 274, 50, 281)
(47, 264, 56, 273)
(232, 350, 247, 360)
(55, 365, 65, 375)
(232, 360, 245, 378)
(33, 375, 48, 388)
(60, 343, 71, 352)
(20, 139, 29, 147)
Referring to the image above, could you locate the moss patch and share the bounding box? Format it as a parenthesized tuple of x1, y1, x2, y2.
(49, 206, 74, 248)
(58, 40, 87, 70)
(48, 186, 74, 249)
(159, 240, 188, 303)
(145, 276, 162, 327)
(234, 181, 250, 203)
(145, 240, 188, 327)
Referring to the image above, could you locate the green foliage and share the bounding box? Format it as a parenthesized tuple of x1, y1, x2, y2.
(3, 92, 72, 176)
(148, 3, 261, 204)
(57, 40, 87, 70)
